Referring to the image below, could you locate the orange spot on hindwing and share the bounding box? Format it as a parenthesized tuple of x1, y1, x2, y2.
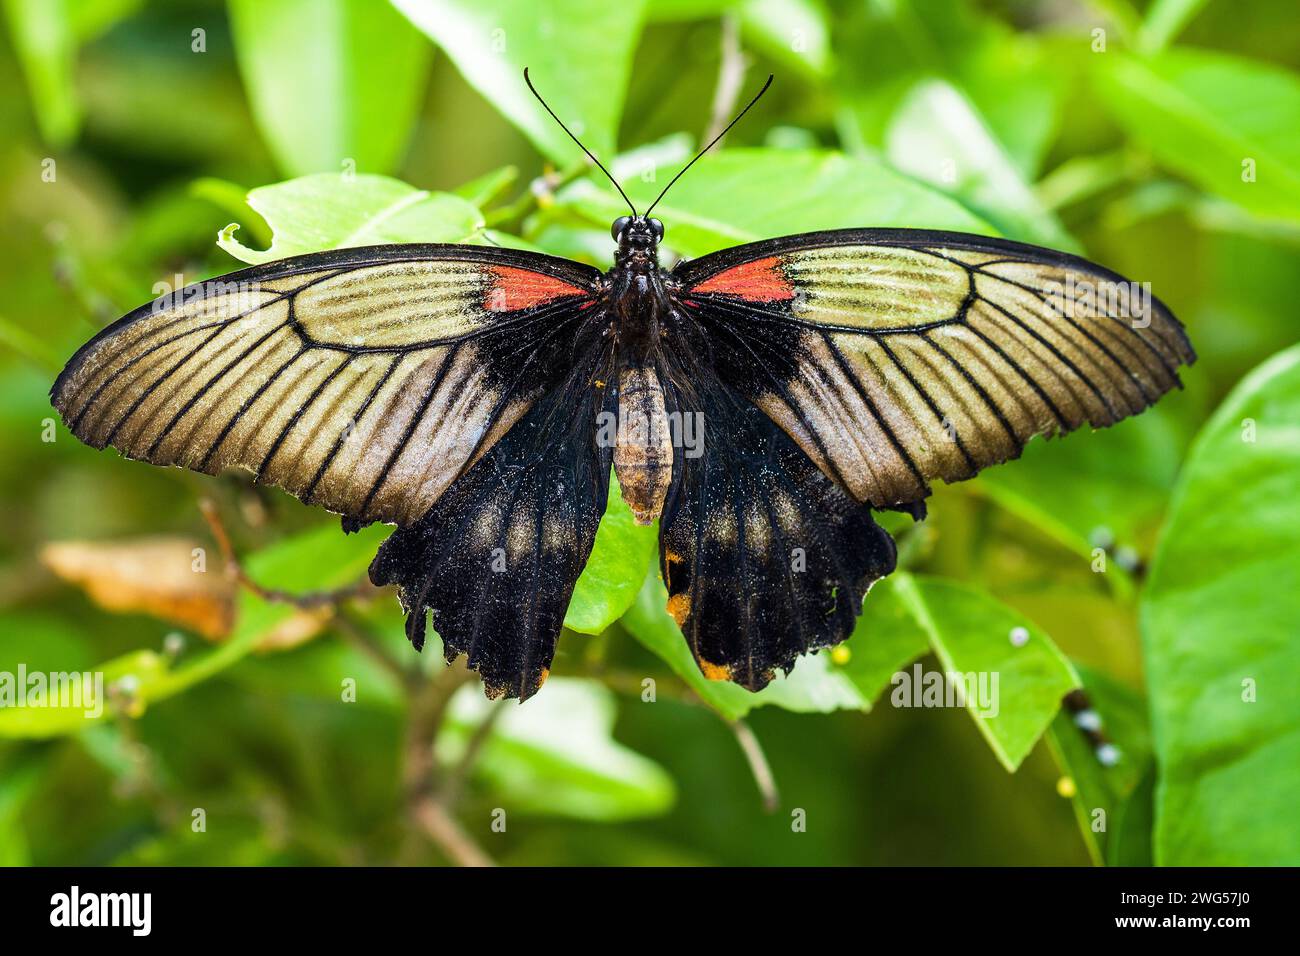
(691, 256, 794, 302)
(698, 659, 732, 682)
(486, 266, 586, 312)
(666, 592, 691, 626)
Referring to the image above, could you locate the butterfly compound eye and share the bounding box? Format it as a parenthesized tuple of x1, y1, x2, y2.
(611, 216, 632, 241)
(648, 218, 664, 241)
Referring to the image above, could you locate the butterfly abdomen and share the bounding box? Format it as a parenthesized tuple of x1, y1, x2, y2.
(613, 364, 673, 525)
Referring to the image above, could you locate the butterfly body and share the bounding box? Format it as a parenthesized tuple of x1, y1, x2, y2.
(602, 215, 682, 524)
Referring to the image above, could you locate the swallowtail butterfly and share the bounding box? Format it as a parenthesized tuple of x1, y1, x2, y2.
(51, 73, 1195, 700)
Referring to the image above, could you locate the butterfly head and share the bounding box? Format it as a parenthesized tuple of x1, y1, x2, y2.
(612, 215, 664, 259)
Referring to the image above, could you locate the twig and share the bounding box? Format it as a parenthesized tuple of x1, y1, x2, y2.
(332, 609, 411, 687)
(729, 718, 780, 813)
(199, 498, 373, 608)
(411, 798, 496, 868)
(704, 16, 749, 144)
(402, 664, 497, 867)
(437, 701, 507, 810)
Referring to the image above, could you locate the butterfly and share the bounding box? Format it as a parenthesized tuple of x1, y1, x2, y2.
(50, 72, 1195, 701)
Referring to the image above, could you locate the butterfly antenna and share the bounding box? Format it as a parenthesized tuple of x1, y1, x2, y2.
(644, 73, 774, 218)
(524, 67, 636, 217)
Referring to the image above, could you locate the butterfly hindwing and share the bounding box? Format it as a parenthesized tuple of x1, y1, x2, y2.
(370, 326, 616, 701)
(657, 351, 896, 690)
(51, 244, 601, 527)
(674, 228, 1197, 509)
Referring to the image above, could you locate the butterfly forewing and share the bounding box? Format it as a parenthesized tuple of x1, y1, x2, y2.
(673, 229, 1196, 509)
(52, 245, 601, 527)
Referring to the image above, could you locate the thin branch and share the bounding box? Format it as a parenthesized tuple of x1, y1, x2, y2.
(704, 15, 749, 144)
(402, 664, 497, 867)
(411, 798, 496, 868)
(729, 718, 780, 813)
(199, 498, 373, 608)
(437, 701, 507, 810)
(332, 609, 411, 687)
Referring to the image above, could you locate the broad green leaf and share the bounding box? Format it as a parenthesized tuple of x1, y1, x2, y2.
(392, 0, 646, 164)
(883, 78, 1078, 250)
(452, 165, 519, 208)
(556, 148, 993, 261)
(215, 173, 484, 264)
(1108, 765, 1156, 867)
(228, 0, 432, 177)
(838, 0, 1064, 180)
(190, 177, 275, 248)
(440, 678, 675, 820)
(974, 409, 1187, 587)
(892, 573, 1080, 771)
(1045, 666, 1153, 865)
(1142, 344, 1300, 865)
(739, 0, 832, 79)
(1, 0, 139, 145)
(565, 475, 657, 635)
(839, 577, 932, 703)
(0, 523, 385, 737)
(1096, 49, 1300, 223)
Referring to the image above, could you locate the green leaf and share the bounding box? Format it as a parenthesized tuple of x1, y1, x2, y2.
(556, 148, 993, 261)
(440, 678, 675, 820)
(1136, 0, 1211, 53)
(1, 0, 139, 146)
(882, 78, 1078, 249)
(1045, 666, 1153, 865)
(0, 523, 385, 738)
(1096, 48, 1300, 223)
(393, 0, 646, 164)
(565, 475, 657, 635)
(452, 165, 519, 208)
(838, 0, 1065, 180)
(839, 577, 932, 703)
(214, 173, 484, 264)
(739, 0, 832, 79)
(892, 573, 1080, 771)
(1141, 344, 1300, 865)
(1108, 765, 1156, 867)
(228, 0, 432, 176)
(974, 410, 1187, 589)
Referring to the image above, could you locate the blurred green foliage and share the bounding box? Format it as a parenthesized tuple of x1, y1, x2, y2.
(0, 0, 1297, 866)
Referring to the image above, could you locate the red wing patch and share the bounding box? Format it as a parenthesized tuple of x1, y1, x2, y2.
(486, 266, 588, 312)
(690, 256, 794, 302)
